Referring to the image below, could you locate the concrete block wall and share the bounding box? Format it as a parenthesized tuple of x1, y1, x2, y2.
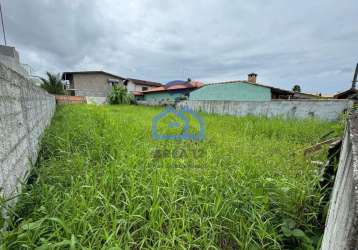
(0, 62, 55, 211)
(86, 96, 107, 104)
(321, 111, 358, 250)
(0, 45, 28, 77)
(137, 100, 176, 106)
(177, 100, 353, 121)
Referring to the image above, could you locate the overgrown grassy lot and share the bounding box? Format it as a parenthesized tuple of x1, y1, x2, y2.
(1, 105, 342, 249)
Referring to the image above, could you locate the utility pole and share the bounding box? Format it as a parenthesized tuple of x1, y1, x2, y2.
(352, 63, 358, 89)
(0, 0, 6, 45)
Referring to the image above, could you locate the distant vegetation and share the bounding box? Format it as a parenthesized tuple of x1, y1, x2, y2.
(108, 85, 134, 104)
(292, 84, 301, 92)
(40, 72, 65, 95)
(1, 105, 342, 249)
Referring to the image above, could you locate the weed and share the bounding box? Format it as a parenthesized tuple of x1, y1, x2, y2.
(0, 105, 342, 249)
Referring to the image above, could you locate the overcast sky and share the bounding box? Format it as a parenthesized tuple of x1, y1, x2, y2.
(3, 0, 358, 93)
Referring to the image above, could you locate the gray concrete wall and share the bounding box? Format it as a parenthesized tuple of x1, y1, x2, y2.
(86, 96, 107, 104)
(177, 100, 353, 121)
(0, 45, 28, 77)
(321, 111, 358, 250)
(0, 60, 55, 215)
(137, 100, 175, 106)
(73, 73, 124, 97)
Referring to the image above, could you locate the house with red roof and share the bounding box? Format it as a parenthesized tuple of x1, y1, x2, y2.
(141, 79, 204, 102)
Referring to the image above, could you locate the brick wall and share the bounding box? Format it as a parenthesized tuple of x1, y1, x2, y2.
(55, 95, 87, 104)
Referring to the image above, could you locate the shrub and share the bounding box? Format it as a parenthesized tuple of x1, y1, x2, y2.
(107, 85, 134, 104)
(175, 95, 188, 102)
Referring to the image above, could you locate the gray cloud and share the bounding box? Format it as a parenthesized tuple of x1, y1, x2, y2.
(3, 0, 358, 93)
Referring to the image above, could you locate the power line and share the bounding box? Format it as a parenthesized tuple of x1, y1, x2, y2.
(0, 0, 6, 45)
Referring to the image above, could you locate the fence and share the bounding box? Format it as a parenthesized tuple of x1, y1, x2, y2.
(177, 100, 353, 121)
(321, 110, 358, 249)
(137, 100, 175, 106)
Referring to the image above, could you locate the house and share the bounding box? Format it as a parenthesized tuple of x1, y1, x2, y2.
(61, 71, 162, 98)
(142, 79, 203, 102)
(334, 63, 358, 100)
(189, 73, 294, 101)
(333, 88, 357, 100)
(292, 92, 327, 99)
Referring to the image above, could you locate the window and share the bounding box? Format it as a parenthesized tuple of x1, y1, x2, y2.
(142, 87, 148, 91)
(108, 79, 120, 87)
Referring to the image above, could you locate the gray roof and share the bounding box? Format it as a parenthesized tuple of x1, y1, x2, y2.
(62, 71, 125, 80)
(62, 71, 162, 87)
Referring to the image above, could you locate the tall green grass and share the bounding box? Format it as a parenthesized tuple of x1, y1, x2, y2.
(1, 105, 342, 249)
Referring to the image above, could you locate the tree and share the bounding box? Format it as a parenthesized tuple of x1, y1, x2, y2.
(40, 72, 65, 94)
(108, 85, 134, 104)
(292, 85, 301, 92)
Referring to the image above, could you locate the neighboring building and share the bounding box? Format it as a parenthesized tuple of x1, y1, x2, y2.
(190, 73, 293, 101)
(334, 88, 357, 100)
(124, 78, 163, 101)
(142, 80, 203, 102)
(124, 78, 162, 92)
(61, 71, 162, 98)
(334, 63, 358, 100)
(292, 92, 326, 99)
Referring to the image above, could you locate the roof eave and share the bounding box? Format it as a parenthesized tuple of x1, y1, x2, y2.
(334, 88, 357, 98)
(143, 86, 198, 94)
(61, 71, 125, 80)
(206, 80, 293, 95)
(127, 78, 162, 87)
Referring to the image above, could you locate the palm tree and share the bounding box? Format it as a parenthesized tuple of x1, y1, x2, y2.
(40, 72, 65, 94)
(108, 85, 134, 104)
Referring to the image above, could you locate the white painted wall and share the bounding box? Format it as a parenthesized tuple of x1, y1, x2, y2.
(127, 80, 156, 92)
(86, 96, 107, 104)
(321, 111, 358, 249)
(177, 100, 353, 121)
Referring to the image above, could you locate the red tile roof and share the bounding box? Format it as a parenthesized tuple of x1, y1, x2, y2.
(142, 81, 203, 93)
